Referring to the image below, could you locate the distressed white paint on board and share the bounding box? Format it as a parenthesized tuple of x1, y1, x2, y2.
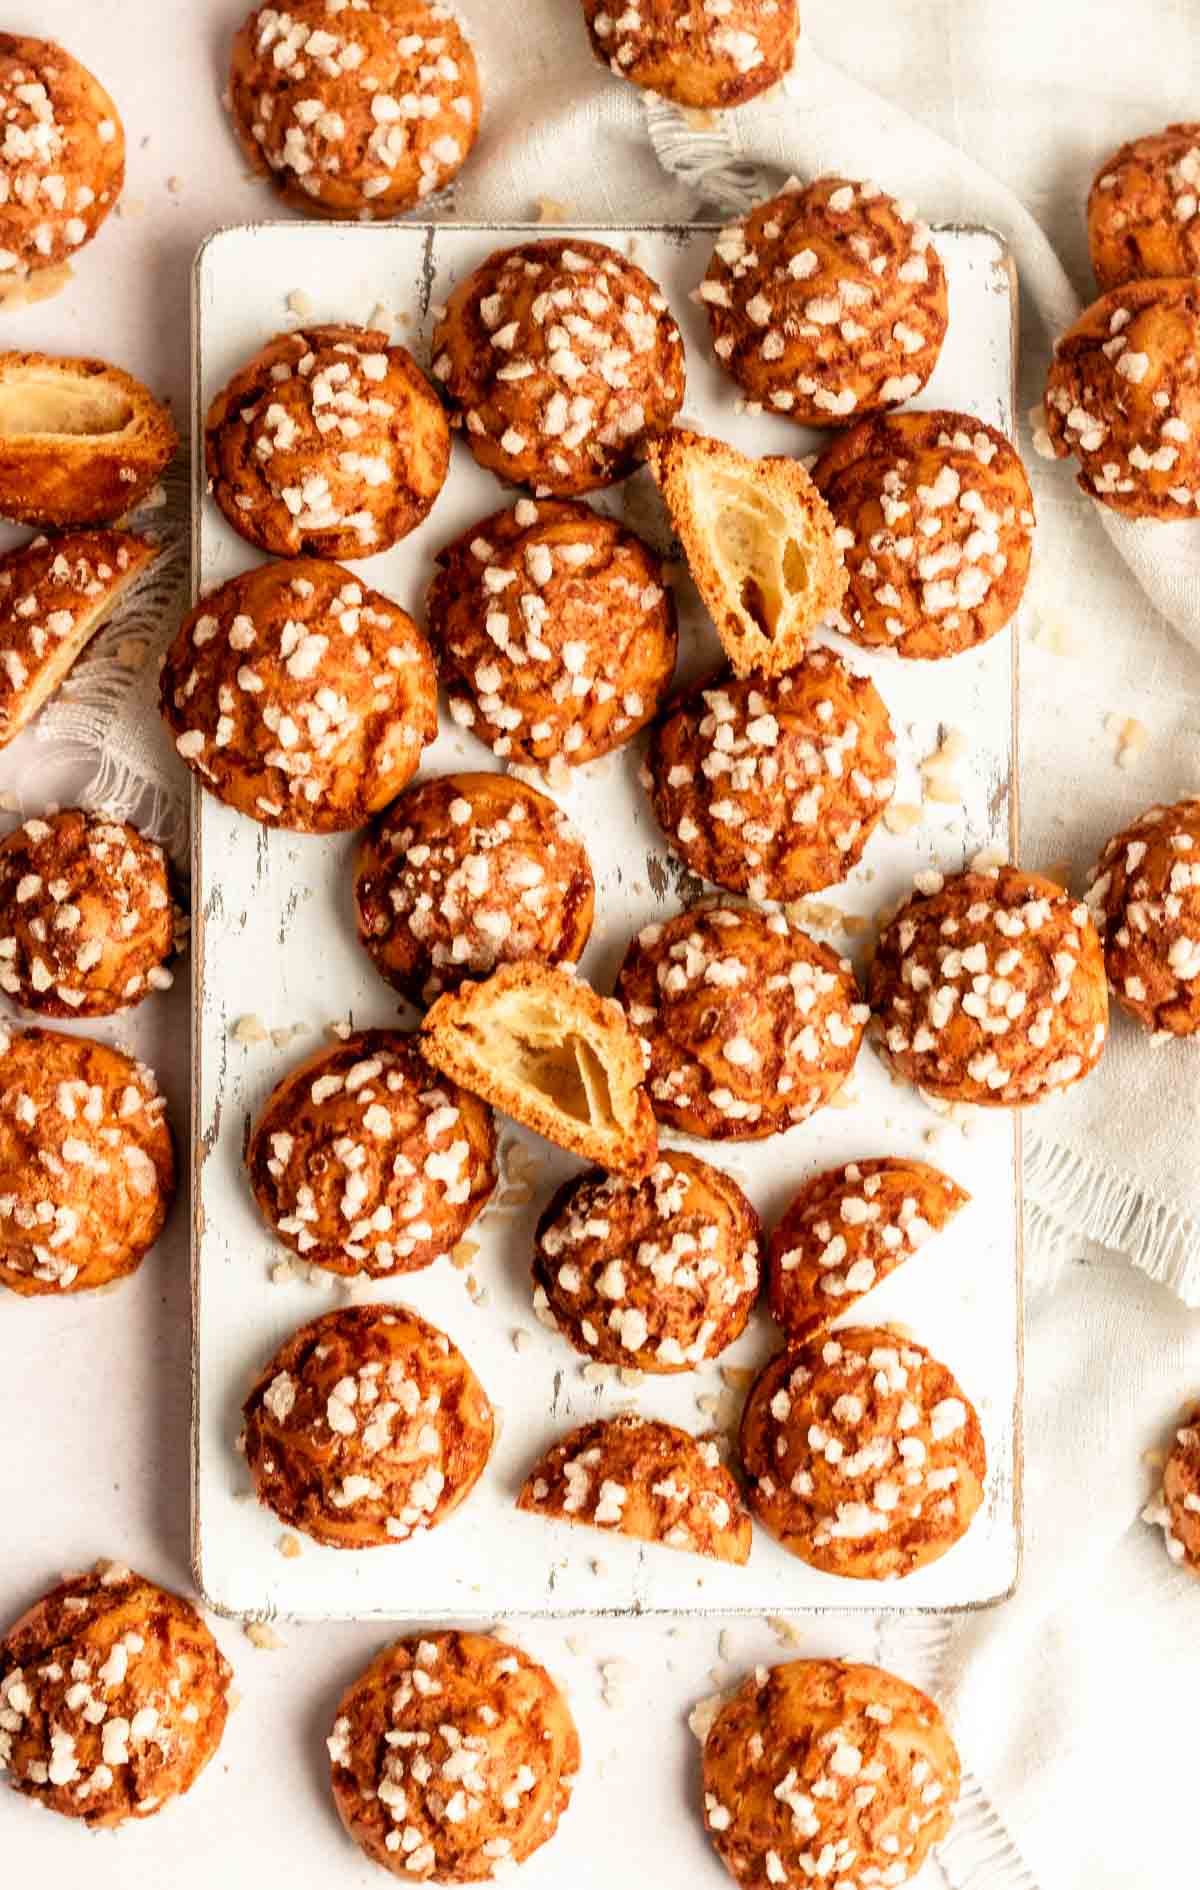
(192, 223, 1021, 1621)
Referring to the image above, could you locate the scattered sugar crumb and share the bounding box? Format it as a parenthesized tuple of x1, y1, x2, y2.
(618, 1366, 644, 1388)
(166, 175, 183, 196)
(1028, 604, 1076, 655)
(286, 288, 314, 318)
(327, 1018, 354, 1040)
(270, 1024, 304, 1049)
(0, 791, 18, 813)
(277, 1533, 302, 1560)
(882, 801, 923, 836)
(969, 844, 1009, 873)
(465, 1272, 489, 1306)
(271, 1258, 296, 1286)
(450, 1239, 480, 1270)
(582, 1362, 616, 1387)
(367, 302, 394, 332)
(919, 728, 967, 805)
(765, 1615, 804, 1647)
(512, 1327, 532, 1354)
(1106, 713, 1147, 770)
(232, 1013, 269, 1044)
(535, 196, 572, 223)
(688, 1692, 724, 1743)
(244, 1621, 286, 1650)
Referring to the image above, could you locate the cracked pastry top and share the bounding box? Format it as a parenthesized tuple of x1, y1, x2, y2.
(1088, 123, 1200, 292)
(768, 1158, 970, 1345)
(0, 1025, 174, 1296)
(427, 498, 677, 772)
(422, 962, 658, 1177)
(328, 1630, 578, 1883)
(241, 1302, 494, 1549)
(517, 1413, 751, 1563)
(645, 649, 896, 903)
(431, 237, 685, 494)
(531, 1148, 762, 1372)
(230, 1, 481, 220)
(740, 1325, 986, 1578)
(811, 409, 1036, 659)
(869, 866, 1108, 1106)
(246, 1029, 496, 1279)
(646, 428, 848, 678)
(579, 0, 798, 109)
(0, 353, 176, 527)
(699, 175, 948, 426)
(616, 902, 868, 1140)
(0, 1561, 231, 1826)
(0, 530, 159, 750)
(700, 1658, 961, 1890)
(0, 35, 123, 302)
(204, 323, 449, 558)
(1041, 278, 1200, 518)
(0, 809, 180, 1017)
(1085, 796, 1200, 1037)
(160, 556, 438, 833)
(355, 772, 595, 1007)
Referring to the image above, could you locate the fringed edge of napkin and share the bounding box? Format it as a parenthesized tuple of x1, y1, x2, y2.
(1024, 1133, 1200, 1305)
(643, 93, 770, 213)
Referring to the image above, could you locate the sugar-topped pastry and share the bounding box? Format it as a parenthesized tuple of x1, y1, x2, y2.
(1088, 124, 1200, 292)
(328, 1631, 579, 1882)
(0, 530, 159, 750)
(518, 1413, 752, 1563)
(579, 0, 798, 109)
(246, 1030, 496, 1279)
(0, 809, 179, 1017)
(431, 238, 685, 494)
(616, 902, 868, 1140)
(355, 772, 595, 1007)
(427, 499, 677, 771)
(204, 324, 449, 559)
(869, 866, 1108, 1106)
(531, 1149, 762, 1372)
(645, 650, 896, 902)
(811, 409, 1036, 659)
(0, 35, 123, 303)
(229, 1, 481, 220)
(160, 557, 438, 832)
(1143, 1401, 1200, 1574)
(0, 1561, 231, 1826)
(646, 428, 848, 678)
(241, 1303, 494, 1549)
(0, 1025, 173, 1296)
(740, 1325, 986, 1578)
(700, 1659, 961, 1889)
(1042, 279, 1200, 518)
(768, 1158, 969, 1345)
(1085, 796, 1200, 1036)
(700, 176, 948, 426)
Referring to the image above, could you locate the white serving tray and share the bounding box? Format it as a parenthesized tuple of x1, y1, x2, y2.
(191, 220, 1022, 1622)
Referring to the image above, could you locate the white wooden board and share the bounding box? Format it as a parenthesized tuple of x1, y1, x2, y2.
(191, 222, 1021, 1622)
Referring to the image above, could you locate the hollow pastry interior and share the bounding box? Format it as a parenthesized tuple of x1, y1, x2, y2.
(422, 965, 656, 1175)
(0, 371, 135, 439)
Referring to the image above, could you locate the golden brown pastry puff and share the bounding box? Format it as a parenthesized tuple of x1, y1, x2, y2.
(869, 865, 1109, 1106)
(580, 0, 799, 109)
(328, 1630, 578, 1881)
(355, 772, 596, 1006)
(431, 238, 685, 494)
(0, 809, 179, 1017)
(204, 324, 449, 559)
(427, 498, 677, 771)
(0, 35, 123, 302)
(160, 557, 438, 833)
(229, 1, 481, 219)
(241, 1302, 494, 1549)
(1088, 124, 1200, 292)
(1042, 278, 1200, 518)
(0, 1025, 174, 1296)
(1085, 796, 1200, 1037)
(245, 1029, 496, 1279)
(700, 1658, 961, 1888)
(0, 1561, 231, 1825)
(700, 176, 948, 426)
